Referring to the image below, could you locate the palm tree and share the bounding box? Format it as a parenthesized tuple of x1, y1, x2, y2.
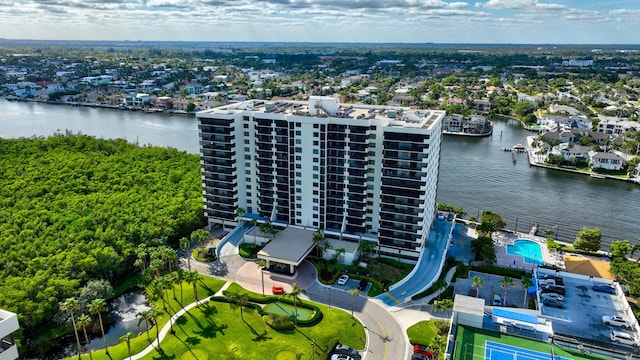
(136, 309, 154, 342)
(430, 336, 447, 357)
(179, 237, 191, 271)
(60, 297, 83, 360)
(157, 275, 175, 333)
(471, 276, 484, 298)
(176, 268, 186, 306)
(185, 271, 201, 306)
(357, 240, 376, 261)
(348, 288, 360, 319)
(119, 332, 135, 359)
(433, 279, 447, 300)
(88, 298, 109, 356)
(312, 228, 325, 258)
(287, 283, 306, 326)
(499, 276, 515, 306)
(250, 219, 258, 247)
(224, 292, 250, 320)
(521, 277, 534, 308)
(236, 207, 246, 242)
(76, 314, 93, 360)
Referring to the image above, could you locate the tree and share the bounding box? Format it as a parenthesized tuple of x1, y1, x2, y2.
(179, 237, 191, 271)
(88, 299, 109, 356)
(190, 228, 210, 247)
(433, 299, 454, 318)
(348, 288, 360, 319)
(477, 210, 506, 235)
(137, 309, 154, 342)
(357, 240, 376, 261)
(119, 332, 135, 359)
(224, 291, 250, 320)
(430, 336, 447, 357)
(185, 271, 201, 306)
(471, 276, 484, 298)
(260, 221, 277, 240)
(251, 219, 259, 247)
(610, 239, 633, 258)
(432, 279, 447, 300)
(312, 228, 325, 259)
(176, 268, 186, 305)
(499, 277, 514, 306)
(521, 277, 533, 308)
(573, 227, 601, 252)
(236, 207, 246, 243)
(60, 298, 83, 360)
(76, 314, 93, 360)
(287, 283, 306, 326)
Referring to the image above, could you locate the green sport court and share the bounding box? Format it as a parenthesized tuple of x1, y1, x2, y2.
(454, 326, 608, 360)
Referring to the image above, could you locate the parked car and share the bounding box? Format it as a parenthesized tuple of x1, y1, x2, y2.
(358, 278, 369, 291)
(414, 344, 434, 357)
(271, 286, 285, 295)
(330, 354, 355, 360)
(493, 293, 502, 306)
(539, 274, 564, 286)
(603, 315, 632, 328)
(541, 297, 565, 308)
(334, 343, 359, 358)
(337, 274, 350, 285)
(411, 354, 428, 360)
(540, 285, 566, 296)
(540, 293, 564, 302)
(611, 331, 639, 347)
(592, 284, 617, 294)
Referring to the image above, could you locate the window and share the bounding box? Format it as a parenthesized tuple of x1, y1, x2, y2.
(296, 164, 302, 169)
(296, 130, 302, 136)
(296, 155, 302, 161)
(313, 149, 319, 154)
(246, 185, 251, 189)
(296, 139, 302, 144)
(313, 174, 319, 179)
(295, 172, 302, 177)
(313, 214, 319, 219)
(296, 180, 302, 185)
(246, 170, 251, 174)
(244, 139, 250, 144)
(313, 198, 319, 203)
(313, 158, 319, 163)
(313, 206, 319, 211)
(313, 182, 319, 187)
(246, 177, 251, 182)
(297, 211, 302, 216)
(244, 131, 249, 136)
(313, 124, 319, 129)
(296, 188, 302, 193)
(295, 147, 302, 153)
(313, 221, 318, 226)
(243, 123, 249, 129)
(296, 196, 302, 201)
(244, 155, 251, 160)
(245, 147, 250, 152)
(296, 204, 302, 209)
(313, 140, 319, 146)
(313, 165, 319, 171)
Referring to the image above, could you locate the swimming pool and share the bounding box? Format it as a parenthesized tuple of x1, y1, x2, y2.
(507, 239, 543, 265)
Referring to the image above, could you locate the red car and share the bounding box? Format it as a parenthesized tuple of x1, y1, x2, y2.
(414, 344, 434, 357)
(272, 286, 285, 295)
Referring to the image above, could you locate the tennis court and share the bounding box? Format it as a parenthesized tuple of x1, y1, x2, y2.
(454, 326, 607, 360)
(485, 341, 571, 360)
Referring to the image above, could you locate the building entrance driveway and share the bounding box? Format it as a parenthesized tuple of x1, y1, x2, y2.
(235, 259, 317, 295)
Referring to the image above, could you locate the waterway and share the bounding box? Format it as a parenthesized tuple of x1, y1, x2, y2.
(1, 99, 638, 248)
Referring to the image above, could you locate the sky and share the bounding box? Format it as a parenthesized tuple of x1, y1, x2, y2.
(0, 0, 639, 44)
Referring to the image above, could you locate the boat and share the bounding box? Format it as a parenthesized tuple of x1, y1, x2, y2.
(590, 174, 605, 179)
(512, 144, 526, 152)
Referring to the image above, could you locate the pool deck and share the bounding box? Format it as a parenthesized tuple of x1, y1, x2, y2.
(492, 231, 559, 271)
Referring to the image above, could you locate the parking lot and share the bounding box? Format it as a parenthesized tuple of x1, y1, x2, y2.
(536, 270, 637, 347)
(454, 271, 527, 308)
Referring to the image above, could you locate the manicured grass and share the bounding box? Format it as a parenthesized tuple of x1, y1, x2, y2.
(138, 283, 365, 360)
(407, 321, 438, 345)
(455, 325, 608, 360)
(70, 274, 226, 360)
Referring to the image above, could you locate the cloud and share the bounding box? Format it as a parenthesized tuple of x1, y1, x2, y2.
(448, 2, 468, 8)
(564, 8, 609, 23)
(475, 0, 537, 9)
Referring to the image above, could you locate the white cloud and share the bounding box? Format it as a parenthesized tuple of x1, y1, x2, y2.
(475, 0, 537, 10)
(448, 2, 467, 8)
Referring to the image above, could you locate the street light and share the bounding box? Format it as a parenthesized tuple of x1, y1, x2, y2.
(311, 340, 315, 360)
(261, 268, 265, 296)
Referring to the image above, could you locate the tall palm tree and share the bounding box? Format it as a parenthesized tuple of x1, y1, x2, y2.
(471, 276, 484, 298)
(348, 288, 360, 319)
(60, 297, 83, 360)
(499, 276, 515, 306)
(157, 275, 175, 333)
(148, 308, 163, 350)
(76, 314, 93, 360)
(521, 277, 534, 308)
(185, 271, 200, 307)
(119, 332, 135, 359)
(236, 207, 246, 242)
(312, 228, 325, 259)
(224, 292, 249, 320)
(136, 309, 154, 342)
(88, 298, 109, 356)
(250, 218, 258, 247)
(433, 279, 447, 300)
(179, 237, 191, 271)
(176, 268, 186, 306)
(287, 283, 306, 326)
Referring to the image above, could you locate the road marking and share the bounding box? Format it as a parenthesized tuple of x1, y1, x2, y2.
(365, 308, 389, 360)
(384, 292, 401, 304)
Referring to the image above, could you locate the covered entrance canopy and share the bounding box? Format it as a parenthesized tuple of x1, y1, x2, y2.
(257, 227, 316, 274)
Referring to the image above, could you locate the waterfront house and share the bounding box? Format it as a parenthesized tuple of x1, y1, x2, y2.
(551, 143, 591, 163)
(589, 151, 624, 171)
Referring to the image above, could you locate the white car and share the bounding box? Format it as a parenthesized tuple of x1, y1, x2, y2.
(540, 293, 564, 302)
(611, 331, 639, 347)
(603, 315, 632, 328)
(337, 274, 350, 285)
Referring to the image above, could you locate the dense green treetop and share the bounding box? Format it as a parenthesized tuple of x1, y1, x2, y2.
(0, 133, 205, 333)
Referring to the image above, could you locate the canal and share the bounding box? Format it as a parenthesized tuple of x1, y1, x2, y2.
(1, 99, 638, 248)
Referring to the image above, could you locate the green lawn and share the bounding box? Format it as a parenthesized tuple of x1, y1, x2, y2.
(407, 320, 438, 345)
(138, 283, 365, 360)
(70, 274, 226, 360)
(455, 325, 608, 360)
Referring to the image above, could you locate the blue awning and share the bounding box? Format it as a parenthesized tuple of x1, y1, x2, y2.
(493, 307, 538, 324)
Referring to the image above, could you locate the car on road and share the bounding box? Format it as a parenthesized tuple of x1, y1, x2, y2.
(611, 331, 639, 347)
(358, 278, 369, 291)
(592, 284, 617, 294)
(414, 344, 434, 357)
(540, 285, 566, 296)
(603, 315, 632, 328)
(540, 293, 564, 302)
(541, 297, 565, 308)
(272, 286, 285, 295)
(337, 274, 350, 285)
(334, 343, 359, 358)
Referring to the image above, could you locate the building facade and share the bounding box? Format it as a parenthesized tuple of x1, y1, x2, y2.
(197, 96, 444, 261)
(0, 309, 19, 360)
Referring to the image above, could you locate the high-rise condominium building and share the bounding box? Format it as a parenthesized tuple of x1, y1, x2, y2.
(0, 308, 19, 360)
(197, 96, 444, 261)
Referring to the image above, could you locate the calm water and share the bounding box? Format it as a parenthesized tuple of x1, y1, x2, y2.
(1, 100, 638, 248)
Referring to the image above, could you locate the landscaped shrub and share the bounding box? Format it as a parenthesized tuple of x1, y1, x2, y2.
(264, 313, 295, 331)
